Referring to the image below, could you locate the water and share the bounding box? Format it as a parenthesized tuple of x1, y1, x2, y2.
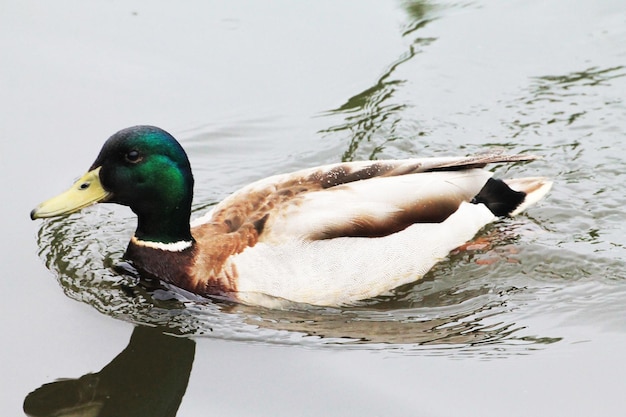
(3, 0, 626, 416)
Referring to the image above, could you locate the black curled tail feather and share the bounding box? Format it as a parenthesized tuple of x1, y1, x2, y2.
(471, 178, 526, 217)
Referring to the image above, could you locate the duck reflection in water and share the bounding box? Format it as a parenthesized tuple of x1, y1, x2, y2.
(23, 326, 195, 417)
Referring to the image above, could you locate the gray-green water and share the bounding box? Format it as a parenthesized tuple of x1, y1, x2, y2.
(3, 1, 626, 416)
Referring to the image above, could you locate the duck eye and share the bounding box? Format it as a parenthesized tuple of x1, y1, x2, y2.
(125, 150, 142, 163)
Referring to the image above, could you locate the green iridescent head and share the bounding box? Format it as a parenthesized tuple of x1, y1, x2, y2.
(31, 126, 195, 244)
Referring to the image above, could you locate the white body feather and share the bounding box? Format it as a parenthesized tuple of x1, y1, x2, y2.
(233, 202, 495, 306)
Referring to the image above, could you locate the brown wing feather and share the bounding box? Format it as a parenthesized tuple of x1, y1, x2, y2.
(188, 179, 325, 290)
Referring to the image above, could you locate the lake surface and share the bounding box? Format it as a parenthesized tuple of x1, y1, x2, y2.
(3, 0, 626, 416)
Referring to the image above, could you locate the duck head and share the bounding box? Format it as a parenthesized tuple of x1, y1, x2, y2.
(31, 126, 195, 244)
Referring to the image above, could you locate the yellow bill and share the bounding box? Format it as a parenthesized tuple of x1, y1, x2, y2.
(31, 167, 110, 219)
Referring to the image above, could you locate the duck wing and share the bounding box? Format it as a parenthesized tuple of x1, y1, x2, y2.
(192, 152, 537, 243)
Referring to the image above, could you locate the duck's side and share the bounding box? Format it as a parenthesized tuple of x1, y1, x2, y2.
(129, 153, 551, 306)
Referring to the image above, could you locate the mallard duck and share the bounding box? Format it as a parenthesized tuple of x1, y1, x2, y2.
(31, 126, 551, 307)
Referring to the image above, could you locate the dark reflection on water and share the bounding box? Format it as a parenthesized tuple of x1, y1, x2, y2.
(226, 288, 560, 350)
(24, 326, 195, 417)
(320, 1, 439, 161)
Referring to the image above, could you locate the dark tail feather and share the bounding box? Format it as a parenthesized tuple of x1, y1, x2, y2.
(472, 176, 553, 216)
(471, 178, 526, 216)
